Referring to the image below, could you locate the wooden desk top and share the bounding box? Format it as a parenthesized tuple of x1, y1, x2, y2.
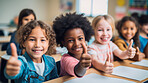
(44, 59, 148, 83)
(0, 36, 11, 43)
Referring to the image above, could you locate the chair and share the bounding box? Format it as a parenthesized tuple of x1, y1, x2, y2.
(56, 61, 61, 75)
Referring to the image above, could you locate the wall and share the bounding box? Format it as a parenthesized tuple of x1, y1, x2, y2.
(0, 0, 50, 24)
(0, 0, 129, 25)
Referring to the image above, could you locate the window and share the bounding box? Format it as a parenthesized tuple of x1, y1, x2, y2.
(76, 0, 108, 17)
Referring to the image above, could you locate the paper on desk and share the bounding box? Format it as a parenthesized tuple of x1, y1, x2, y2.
(131, 60, 148, 67)
(64, 73, 135, 83)
(1, 54, 11, 60)
(112, 66, 148, 81)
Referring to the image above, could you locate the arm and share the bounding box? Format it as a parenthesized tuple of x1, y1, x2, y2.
(74, 43, 91, 77)
(114, 40, 136, 59)
(6, 31, 22, 55)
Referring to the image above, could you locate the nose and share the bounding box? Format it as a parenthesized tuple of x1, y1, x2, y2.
(74, 40, 80, 47)
(103, 30, 107, 35)
(35, 40, 40, 48)
(127, 29, 131, 33)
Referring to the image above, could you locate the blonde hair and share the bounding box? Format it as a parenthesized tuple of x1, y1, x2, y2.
(92, 15, 115, 32)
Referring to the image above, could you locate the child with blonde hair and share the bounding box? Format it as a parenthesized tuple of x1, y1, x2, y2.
(89, 15, 136, 74)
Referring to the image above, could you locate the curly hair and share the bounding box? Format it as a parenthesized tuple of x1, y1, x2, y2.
(53, 12, 94, 47)
(116, 16, 140, 47)
(16, 20, 56, 55)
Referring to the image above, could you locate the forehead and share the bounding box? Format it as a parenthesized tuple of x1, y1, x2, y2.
(29, 26, 46, 37)
(96, 19, 111, 29)
(123, 21, 136, 26)
(64, 28, 84, 38)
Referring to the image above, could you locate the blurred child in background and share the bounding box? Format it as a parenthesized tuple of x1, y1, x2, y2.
(113, 16, 145, 61)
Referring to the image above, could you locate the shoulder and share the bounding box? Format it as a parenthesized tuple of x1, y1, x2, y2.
(44, 55, 56, 64)
(61, 54, 78, 63)
(112, 36, 125, 44)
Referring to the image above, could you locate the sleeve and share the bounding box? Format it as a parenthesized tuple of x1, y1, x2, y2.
(50, 58, 59, 80)
(6, 31, 22, 55)
(61, 55, 79, 76)
(110, 41, 119, 51)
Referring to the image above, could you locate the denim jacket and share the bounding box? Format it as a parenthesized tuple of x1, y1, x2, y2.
(4, 52, 59, 83)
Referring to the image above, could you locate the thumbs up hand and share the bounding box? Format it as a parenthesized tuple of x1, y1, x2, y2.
(102, 53, 114, 74)
(127, 39, 136, 58)
(6, 43, 21, 76)
(80, 42, 91, 68)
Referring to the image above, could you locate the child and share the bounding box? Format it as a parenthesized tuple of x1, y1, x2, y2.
(89, 15, 136, 74)
(0, 8, 37, 83)
(7, 8, 36, 55)
(138, 15, 148, 53)
(4, 20, 58, 83)
(113, 16, 145, 61)
(53, 13, 94, 77)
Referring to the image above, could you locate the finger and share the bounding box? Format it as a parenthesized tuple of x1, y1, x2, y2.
(128, 39, 133, 49)
(81, 42, 87, 54)
(106, 55, 110, 63)
(136, 47, 140, 53)
(10, 43, 18, 59)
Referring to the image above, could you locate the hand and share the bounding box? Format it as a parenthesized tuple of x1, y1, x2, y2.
(80, 42, 91, 68)
(6, 43, 21, 76)
(103, 54, 114, 74)
(127, 39, 136, 58)
(134, 47, 145, 61)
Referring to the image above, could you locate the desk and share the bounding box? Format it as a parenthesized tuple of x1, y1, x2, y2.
(44, 59, 148, 83)
(0, 36, 11, 43)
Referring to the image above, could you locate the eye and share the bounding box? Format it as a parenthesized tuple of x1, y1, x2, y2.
(107, 29, 110, 31)
(131, 28, 134, 30)
(29, 39, 35, 41)
(41, 39, 46, 42)
(68, 40, 73, 43)
(78, 37, 83, 41)
(98, 29, 102, 31)
(24, 19, 29, 21)
(123, 27, 128, 30)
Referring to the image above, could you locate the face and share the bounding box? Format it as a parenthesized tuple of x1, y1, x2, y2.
(23, 26, 49, 63)
(121, 21, 137, 42)
(141, 24, 148, 34)
(94, 19, 112, 45)
(22, 14, 35, 26)
(63, 28, 85, 59)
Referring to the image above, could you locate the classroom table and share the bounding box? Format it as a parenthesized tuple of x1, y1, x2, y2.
(44, 59, 148, 83)
(0, 36, 11, 43)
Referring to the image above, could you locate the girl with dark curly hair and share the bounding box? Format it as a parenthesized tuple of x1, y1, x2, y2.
(53, 12, 94, 77)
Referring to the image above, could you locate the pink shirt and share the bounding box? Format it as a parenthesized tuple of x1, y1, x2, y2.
(60, 54, 79, 77)
(88, 41, 118, 64)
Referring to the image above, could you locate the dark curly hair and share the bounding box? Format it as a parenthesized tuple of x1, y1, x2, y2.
(53, 12, 94, 47)
(116, 16, 140, 47)
(16, 20, 56, 55)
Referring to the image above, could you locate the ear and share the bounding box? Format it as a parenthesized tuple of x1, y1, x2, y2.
(22, 43, 26, 48)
